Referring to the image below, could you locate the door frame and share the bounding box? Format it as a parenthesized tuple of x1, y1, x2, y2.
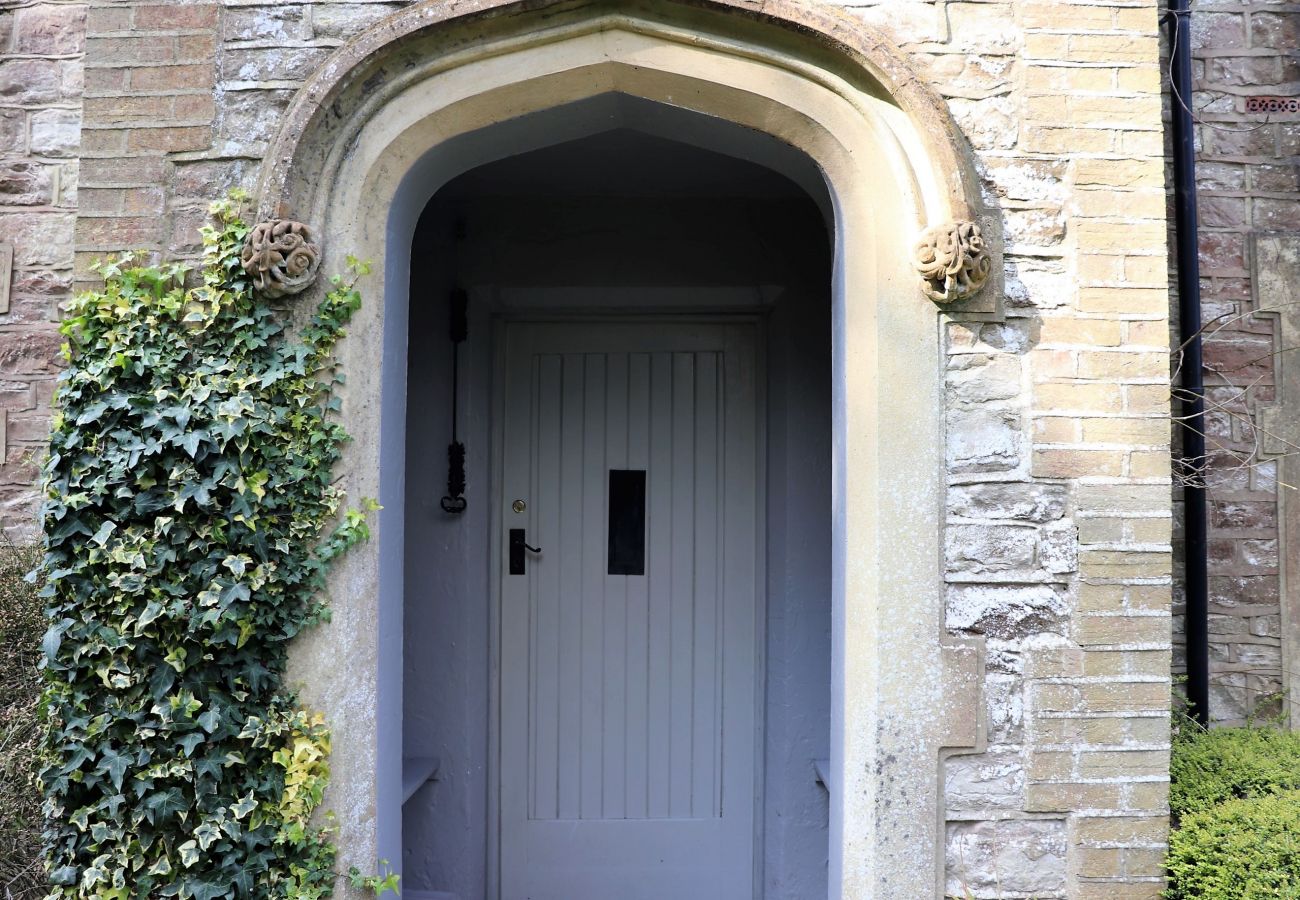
(487, 312, 769, 899)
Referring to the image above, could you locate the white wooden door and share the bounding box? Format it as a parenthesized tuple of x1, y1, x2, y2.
(498, 321, 761, 900)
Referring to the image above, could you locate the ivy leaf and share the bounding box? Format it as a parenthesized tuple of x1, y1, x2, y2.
(177, 732, 205, 757)
(75, 401, 110, 425)
(42, 618, 73, 660)
(144, 788, 188, 824)
(197, 707, 220, 734)
(50, 865, 78, 885)
(188, 878, 231, 900)
(100, 748, 129, 791)
(230, 793, 257, 820)
(138, 600, 164, 628)
(91, 519, 117, 546)
(180, 431, 205, 458)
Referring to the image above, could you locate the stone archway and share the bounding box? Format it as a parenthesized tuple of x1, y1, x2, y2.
(255, 2, 997, 896)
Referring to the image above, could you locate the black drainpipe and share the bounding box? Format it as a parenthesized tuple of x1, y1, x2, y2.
(1168, 0, 1210, 726)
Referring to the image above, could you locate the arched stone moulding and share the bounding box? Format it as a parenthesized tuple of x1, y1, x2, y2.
(256, 0, 1002, 315)
(257, 2, 997, 897)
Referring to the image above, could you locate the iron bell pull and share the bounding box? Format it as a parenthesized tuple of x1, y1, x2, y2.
(441, 289, 469, 513)
(508, 529, 542, 575)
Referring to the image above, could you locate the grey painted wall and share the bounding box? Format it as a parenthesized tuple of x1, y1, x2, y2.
(401, 132, 832, 899)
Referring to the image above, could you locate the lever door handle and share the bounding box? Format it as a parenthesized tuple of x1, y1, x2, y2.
(509, 529, 541, 574)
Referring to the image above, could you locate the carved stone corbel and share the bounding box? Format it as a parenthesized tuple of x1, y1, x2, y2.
(914, 220, 992, 305)
(241, 219, 321, 298)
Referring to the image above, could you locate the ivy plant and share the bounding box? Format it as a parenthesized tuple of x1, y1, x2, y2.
(38, 193, 372, 899)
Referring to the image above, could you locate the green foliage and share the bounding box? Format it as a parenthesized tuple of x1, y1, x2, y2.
(1170, 725, 1300, 819)
(347, 861, 399, 897)
(1, 541, 46, 900)
(1165, 790, 1300, 899)
(39, 192, 371, 899)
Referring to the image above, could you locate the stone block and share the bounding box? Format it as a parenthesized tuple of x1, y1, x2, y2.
(29, 109, 81, 157)
(223, 5, 308, 42)
(986, 673, 1024, 744)
(0, 329, 63, 377)
(946, 818, 1067, 898)
(1039, 522, 1079, 574)
(945, 3, 1020, 53)
(948, 96, 1018, 150)
(948, 405, 1022, 474)
(0, 162, 54, 207)
(227, 46, 331, 83)
(949, 482, 1068, 523)
(0, 212, 73, 267)
(1255, 197, 1300, 230)
(310, 3, 407, 40)
(945, 753, 1025, 812)
(948, 584, 1071, 637)
(947, 524, 1040, 577)
(1249, 13, 1298, 50)
(1038, 316, 1122, 348)
(79, 156, 167, 188)
(0, 59, 62, 104)
(948, 352, 1023, 402)
(14, 4, 87, 55)
(1005, 206, 1065, 247)
(213, 88, 291, 156)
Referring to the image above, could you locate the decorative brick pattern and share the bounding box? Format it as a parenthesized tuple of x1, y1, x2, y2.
(0, 1, 84, 540)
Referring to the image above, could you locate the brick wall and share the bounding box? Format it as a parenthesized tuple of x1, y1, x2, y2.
(1184, 2, 1299, 724)
(0, 1, 84, 540)
(78, 2, 221, 285)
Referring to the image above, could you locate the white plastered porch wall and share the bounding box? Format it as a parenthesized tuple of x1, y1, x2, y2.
(256, 3, 992, 897)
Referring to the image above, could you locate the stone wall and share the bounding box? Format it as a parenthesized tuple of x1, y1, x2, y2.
(18, 0, 1182, 896)
(864, 4, 1173, 896)
(0, 1, 84, 540)
(1182, 2, 1299, 725)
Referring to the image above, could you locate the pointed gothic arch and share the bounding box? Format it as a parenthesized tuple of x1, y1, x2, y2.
(259, 2, 998, 896)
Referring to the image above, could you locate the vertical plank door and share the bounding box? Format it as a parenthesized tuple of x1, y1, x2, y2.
(498, 321, 760, 900)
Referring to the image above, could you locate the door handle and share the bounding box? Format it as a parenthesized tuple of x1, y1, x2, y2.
(509, 528, 542, 575)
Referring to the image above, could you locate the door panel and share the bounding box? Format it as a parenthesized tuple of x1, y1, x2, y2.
(499, 321, 759, 900)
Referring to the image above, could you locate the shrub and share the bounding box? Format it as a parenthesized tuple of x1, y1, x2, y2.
(0, 541, 44, 900)
(1169, 725, 1300, 819)
(1165, 790, 1300, 899)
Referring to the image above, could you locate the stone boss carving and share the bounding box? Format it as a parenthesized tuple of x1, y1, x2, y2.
(914, 220, 991, 304)
(241, 219, 321, 298)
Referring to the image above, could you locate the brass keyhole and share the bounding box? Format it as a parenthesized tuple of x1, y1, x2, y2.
(512, 499, 527, 514)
